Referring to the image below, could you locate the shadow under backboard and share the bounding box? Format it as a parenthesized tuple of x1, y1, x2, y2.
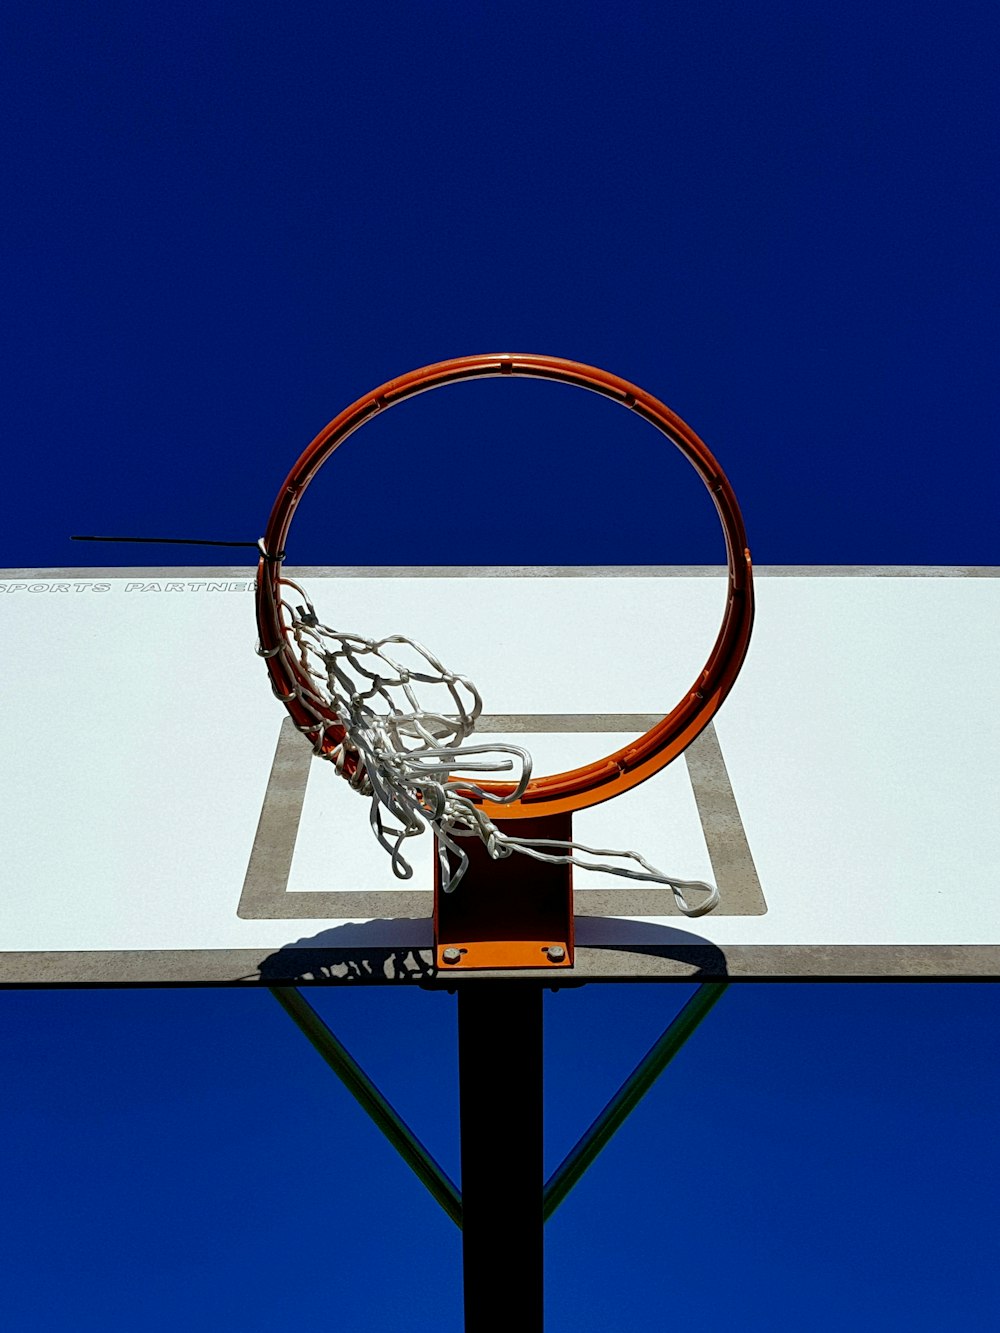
(253, 915, 729, 985)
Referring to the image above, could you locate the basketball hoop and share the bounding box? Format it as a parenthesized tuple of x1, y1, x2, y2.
(256, 353, 754, 819)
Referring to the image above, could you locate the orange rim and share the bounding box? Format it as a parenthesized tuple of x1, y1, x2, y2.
(256, 353, 754, 818)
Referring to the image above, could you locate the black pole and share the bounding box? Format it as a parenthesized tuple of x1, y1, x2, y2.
(458, 983, 544, 1332)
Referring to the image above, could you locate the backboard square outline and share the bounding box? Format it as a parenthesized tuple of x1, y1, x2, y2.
(237, 717, 767, 920)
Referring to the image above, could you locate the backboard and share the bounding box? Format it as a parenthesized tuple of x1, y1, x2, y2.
(2, 565, 998, 984)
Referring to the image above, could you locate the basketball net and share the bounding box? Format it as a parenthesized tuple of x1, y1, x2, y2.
(259, 576, 718, 917)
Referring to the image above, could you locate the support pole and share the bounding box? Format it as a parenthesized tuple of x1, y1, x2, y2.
(458, 983, 544, 1332)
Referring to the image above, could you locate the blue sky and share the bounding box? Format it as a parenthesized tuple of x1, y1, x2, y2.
(2, 2, 999, 1329)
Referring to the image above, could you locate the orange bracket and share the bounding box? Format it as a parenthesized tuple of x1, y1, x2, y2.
(434, 813, 575, 972)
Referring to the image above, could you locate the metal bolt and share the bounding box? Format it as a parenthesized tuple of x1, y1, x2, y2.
(545, 945, 566, 962)
(442, 947, 462, 964)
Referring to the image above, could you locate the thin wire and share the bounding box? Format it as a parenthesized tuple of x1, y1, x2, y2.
(71, 535, 260, 547)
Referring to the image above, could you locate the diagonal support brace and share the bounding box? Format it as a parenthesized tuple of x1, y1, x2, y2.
(269, 986, 463, 1228)
(543, 981, 728, 1221)
(270, 981, 727, 1233)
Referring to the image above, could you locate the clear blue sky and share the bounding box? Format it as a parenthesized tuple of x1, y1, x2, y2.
(2, 2, 999, 1329)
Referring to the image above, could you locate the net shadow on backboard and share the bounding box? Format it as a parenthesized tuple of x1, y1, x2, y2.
(252, 917, 730, 985)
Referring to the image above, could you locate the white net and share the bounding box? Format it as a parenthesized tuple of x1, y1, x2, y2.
(260, 576, 718, 916)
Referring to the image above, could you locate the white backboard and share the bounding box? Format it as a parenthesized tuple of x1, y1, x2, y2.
(2, 566, 998, 983)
